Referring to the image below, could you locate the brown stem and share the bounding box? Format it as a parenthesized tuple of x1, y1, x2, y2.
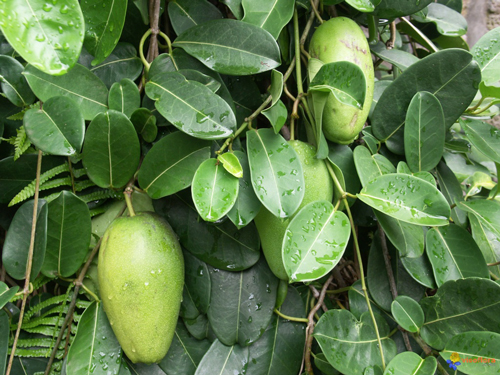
(387, 22, 397, 49)
(6, 150, 43, 375)
(146, 0, 162, 63)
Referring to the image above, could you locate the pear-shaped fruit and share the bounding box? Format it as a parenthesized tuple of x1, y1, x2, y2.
(309, 17, 374, 144)
(254, 141, 334, 280)
(98, 212, 184, 364)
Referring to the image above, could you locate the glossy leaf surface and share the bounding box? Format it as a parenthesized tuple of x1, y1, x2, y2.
(383, 352, 437, 375)
(458, 199, 500, 236)
(412, 3, 467, 37)
(218, 152, 243, 179)
(469, 214, 500, 278)
(108, 78, 140, 118)
(353, 146, 396, 188)
(373, 0, 433, 18)
(194, 340, 248, 375)
(471, 27, 500, 86)
(391, 296, 424, 333)
(241, 0, 294, 39)
(0, 55, 35, 107)
(460, 118, 500, 164)
(0, 282, 18, 310)
(168, 0, 223, 35)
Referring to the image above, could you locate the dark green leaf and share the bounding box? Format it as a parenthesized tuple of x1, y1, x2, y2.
(458, 199, 500, 236)
(391, 296, 424, 333)
(314, 309, 397, 375)
(241, 0, 294, 39)
(220, 0, 243, 19)
(108, 78, 140, 118)
(42, 191, 91, 278)
(404, 92, 445, 172)
(138, 132, 211, 199)
(66, 302, 122, 375)
(0, 55, 35, 107)
(183, 314, 209, 340)
(0, 0, 84, 75)
(24, 96, 85, 156)
(370, 42, 419, 71)
(194, 340, 248, 375)
(412, 3, 467, 37)
(178, 69, 221, 92)
(373, 0, 433, 18)
(82, 110, 140, 189)
(81, 0, 128, 65)
(460, 118, 500, 164)
(383, 352, 437, 375)
(184, 251, 211, 315)
(471, 27, 500, 86)
(269, 69, 284, 106)
(420, 278, 500, 350)
(246, 128, 304, 218)
(283, 200, 350, 283)
(328, 144, 361, 201)
(372, 49, 481, 154)
(262, 99, 287, 134)
(0, 282, 18, 310)
(400, 253, 437, 289)
(24, 64, 108, 121)
(435, 161, 468, 228)
(345, 0, 380, 12)
(437, 0, 462, 12)
(207, 258, 278, 346)
(469, 213, 500, 278)
(2, 199, 47, 280)
(358, 174, 450, 226)
(353, 146, 396, 188)
(168, 0, 223, 35)
(130, 108, 157, 143)
(146, 72, 236, 139)
(173, 19, 281, 75)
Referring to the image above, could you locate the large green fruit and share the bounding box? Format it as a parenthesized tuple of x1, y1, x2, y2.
(254, 141, 334, 280)
(98, 212, 184, 364)
(309, 17, 374, 144)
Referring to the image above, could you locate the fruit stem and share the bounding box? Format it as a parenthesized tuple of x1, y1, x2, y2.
(309, 0, 323, 24)
(273, 308, 309, 323)
(124, 187, 136, 217)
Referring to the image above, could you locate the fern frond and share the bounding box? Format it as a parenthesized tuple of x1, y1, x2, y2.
(7, 102, 40, 121)
(13, 126, 31, 161)
(21, 324, 72, 336)
(79, 189, 123, 203)
(7, 348, 62, 358)
(89, 206, 108, 217)
(23, 294, 70, 322)
(75, 179, 96, 192)
(9, 163, 70, 206)
(10, 338, 55, 348)
(75, 300, 92, 309)
(72, 168, 87, 178)
(40, 177, 72, 191)
(18, 316, 64, 330)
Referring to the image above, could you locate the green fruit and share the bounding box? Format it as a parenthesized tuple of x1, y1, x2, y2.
(254, 141, 334, 280)
(309, 17, 374, 144)
(98, 212, 184, 364)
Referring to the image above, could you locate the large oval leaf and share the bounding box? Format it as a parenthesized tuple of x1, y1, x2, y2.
(353, 146, 396, 187)
(469, 213, 500, 278)
(66, 302, 122, 375)
(373, 0, 433, 18)
(138, 132, 211, 199)
(42, 191, 91, 278)
(0, 55, 35, 107)
(81, 0, 128, 65)
(173, 19, 281, 75)
(282, 200, 351, 283)
(168, 0, 223, 35)
(108, 78, 140, 118)
(383, 352, 437, 375)
(391, 296, 425, 334)
(458, 199, 500, 236)
(0, 282, 18, 310)
(241, 0, 294, 39)
(146, 72, 236, 139)
(82, 110, 140, 189)
(420, 278, 500, 350)
(194, 340, 249, 375)
(372, 49, 481, 154)
(411, 3, 467, 37)
(357, 173, 451, 226)
(471, 27, 500, 86)
(246, 128, 304, 218)
(24, 64, 108, 121)
(207, 258, 278, 346)
(24, 96, 85, 156)
(0, 0, 84, 75)
(426, 224, 489, 287)
(192, 158, 239, 222)
(2, 199, 47, 280)
(435, 161, 467, 228)
(460, 118, 500, 164)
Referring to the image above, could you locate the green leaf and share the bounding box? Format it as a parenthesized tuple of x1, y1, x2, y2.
(227, 150, 262, 229)
(435, 161, 468, 228)
(183, 314, 210, 340)
(0, 282, 18, 310)
(383, 352, 437, 375)
(345, 0, 380, 12)
(82, 110, 140, 189)
(469, 214, 500, 278)
(66, 302, 122, 375)
(440, 332, 500, 375)
(220, 0, 243, 19)
(241, 0, 294, 39)
(0, 311, 8, 373)
(269, 69, 284, 106)
(460, 118, 500, 164)
(42, 191, 91, 278)
(458, 199, 500, 237)
(159, 321, 212, 375)
(357, 174, 451, 226)
(207, 258, 278, 346)
(426, 224, 489, 287)
(412, 3, 467, 37)
(80, 43, 143, 89)
(246, 286, 306, 375)
(183, 251, 211, 315)
(168, 0, 223, 35)
(309, 91, 330, 160)
(0, 55, 35, 107)
(353, 146, 396, 188)
(391, 296, 424, 333)
(309, 62, 367, 110)
(404, 92, 445, 172)
(329, 144, 361, 202)
(471, 27, 500, 86)
(371, 42, 420, 71)
(146, 72, 236, 140)
(81, 0, 128, 65)
(154, 193, 261, 271)
(373, 0, 433, 18)
(282, 200, 351, 283)
(372, 49, 481, 155)
(246, 128, 304, 218)
(218, 152, 243, 179)
(24, 64, 109, 121)
(2, 199, 48, 280)
(130, 108, 157, 143)
(194, 340, 249, 375)
(178, 69, 221, 92)
(192, 158, 239, 222)
(0, 0, 84, 75)
(108, 78, 140, 118)
(24, 96, 85, 156)
(262, 99, 287, 134)
(400, 253, 437, 289)
(173, 19, 281, 75)
(314, 309, 397, 375)
(420, 278, 500, 350)
(138, 131, 211, 199)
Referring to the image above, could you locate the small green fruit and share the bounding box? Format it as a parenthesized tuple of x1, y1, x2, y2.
(98, 212, 184, 364)
(309, 17, 374, 144)
(254, 141, 334, 280)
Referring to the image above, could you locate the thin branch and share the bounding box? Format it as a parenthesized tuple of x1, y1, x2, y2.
(386, 22, 397, 49)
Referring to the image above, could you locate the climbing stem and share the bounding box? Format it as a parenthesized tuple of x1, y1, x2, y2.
(139, 29, 153, 72)
(158, 30, 173, 55)
(273, 309, 309, 323)
(367, 15, 378, 44)
(294, 9, 304, 95)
